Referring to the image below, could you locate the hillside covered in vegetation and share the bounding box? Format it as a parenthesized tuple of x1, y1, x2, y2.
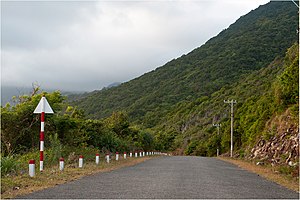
(73, 1, 298, 129)
(154, 43, 298, 154)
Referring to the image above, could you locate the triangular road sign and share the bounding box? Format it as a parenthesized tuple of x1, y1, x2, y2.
(34, 96, 54, 114)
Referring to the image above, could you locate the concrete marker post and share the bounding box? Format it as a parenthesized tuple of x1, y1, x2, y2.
(29, 160, 35, 177)
(124, 152, 127, 159)
(96, 153, 100, 165)
(79, 155, 83, 168)
(130, 152, 132, 157)
(59, 158, 64, 171)
(143, 151, 145, 157)
(139, 151, 142, 157)
(135, 151, 138, 158)
(116, 152, 119, 161)
(106, 153, 110, 163)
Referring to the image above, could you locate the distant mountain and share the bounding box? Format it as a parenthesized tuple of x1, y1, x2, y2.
(1, 86, 33, 106)
(1, 85, 85, 106)
(72, 1, 298, 129)
(106, 82, 121, 89)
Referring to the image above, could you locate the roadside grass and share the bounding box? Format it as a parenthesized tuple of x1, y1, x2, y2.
(218, 157, 299, 193)
(1, 156, 153, 199)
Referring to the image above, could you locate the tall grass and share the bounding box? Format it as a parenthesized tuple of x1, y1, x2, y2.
(47, 133, 62, 165)
(1, 154, 19, 176)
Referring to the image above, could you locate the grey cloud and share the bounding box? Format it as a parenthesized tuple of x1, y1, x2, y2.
(1, 0, 270, 92)
(2, 1, 97, 50)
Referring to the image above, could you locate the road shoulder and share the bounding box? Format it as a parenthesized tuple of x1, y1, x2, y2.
(217, 156, 299, 192)
(1, 157, 153, 199)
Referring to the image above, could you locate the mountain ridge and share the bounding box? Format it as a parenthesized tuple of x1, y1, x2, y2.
(72, 1, 298, 129)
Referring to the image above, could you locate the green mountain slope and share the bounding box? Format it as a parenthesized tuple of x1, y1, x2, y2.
(73, 1, 298, 129)
(153, 43, 298, 155)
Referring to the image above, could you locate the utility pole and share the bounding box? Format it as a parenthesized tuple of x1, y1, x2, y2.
(213, 123, 221, 156)
(224, 100, 237, 157)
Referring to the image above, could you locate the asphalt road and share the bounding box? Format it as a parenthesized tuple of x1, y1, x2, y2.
(18, 156, 299, 199)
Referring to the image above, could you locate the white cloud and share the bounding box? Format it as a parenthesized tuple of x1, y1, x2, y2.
(1, 0, 270, 91)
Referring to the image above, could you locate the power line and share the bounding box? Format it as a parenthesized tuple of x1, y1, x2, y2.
(291, 0, 299, 8)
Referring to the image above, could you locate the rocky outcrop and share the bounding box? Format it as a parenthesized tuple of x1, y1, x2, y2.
(249, 126, 299, 166)
(248, 109, 299, 177)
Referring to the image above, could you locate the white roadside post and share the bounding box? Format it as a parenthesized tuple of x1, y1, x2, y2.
(59, 158, 64, 171)
(143, 151, 145, 157)
(135, 151, 138, 158)
(139, 151, 142, 157)
(124, 152, 127, 159)
(34, 95, 54, 172)
(130, 152, 132, 157)
(79, 155, 84, 168)
(106, 153, 110, 163)
(29, 160, 35, 177)
(96, 153, 100, 165)
(116, 152, 119, 161)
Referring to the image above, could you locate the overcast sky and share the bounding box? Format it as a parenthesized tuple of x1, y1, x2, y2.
(1, 0, 270, 92)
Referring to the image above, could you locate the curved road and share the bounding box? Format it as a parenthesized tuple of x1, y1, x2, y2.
(18, 156, 299, 199)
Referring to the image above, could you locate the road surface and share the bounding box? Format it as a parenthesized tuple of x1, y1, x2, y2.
(18, 156, 299, 199)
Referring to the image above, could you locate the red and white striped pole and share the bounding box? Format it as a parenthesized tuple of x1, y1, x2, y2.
(59, 158, 64, 171)
(29, 160, 35, 177)
(34, 95, 54, 172)
(40, 110, 45, 171)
